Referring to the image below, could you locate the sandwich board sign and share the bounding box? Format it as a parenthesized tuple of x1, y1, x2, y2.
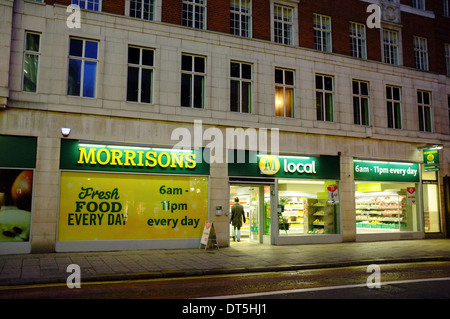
(200, 221, 218, 250)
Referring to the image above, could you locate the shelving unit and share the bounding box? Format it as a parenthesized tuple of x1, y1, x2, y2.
(280, 197, 305, 234)
(305, 199, 336, 234)
(355, 194, 406, 231)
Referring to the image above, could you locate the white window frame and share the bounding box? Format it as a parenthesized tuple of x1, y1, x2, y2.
(182, 0, 207, 30)
(386, 85, 403, 129)
(230, 61, 253, 113)
(22, 31, 41, 93)
(71, 0, 102, 11)
(314, 14, 332, 53)
(350, 22, 367, 59)
(270, 1, 298, 46)
(275, 67, 295, 118)
(412, 0, 426, 10)
(383, 29, 400, 65)
(445, 43, 450, 76)
(127, 46, 155, 104)
(315, 74, 334, 122)
(273, 4, 294, 45)
(230, 0, 252, 37)
(180, 53, 206, 108)
(352, 80, 370, 126)
(417, 90, 433, 132)
(413, 36, 429, 71)
(444, 0, 450, 17)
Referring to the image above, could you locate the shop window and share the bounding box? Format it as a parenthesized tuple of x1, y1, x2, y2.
(127, 46, 154, 104)
(23, 31, 41, 93)
(422, 168, 441, 233)
(275, 68, 294, 117)
(278, 180, 340, 236)
(230, 61, 252, 113)
(355, 182, 420, 234)
(181, 54, 206, 108)
(67, 38, 99, 98)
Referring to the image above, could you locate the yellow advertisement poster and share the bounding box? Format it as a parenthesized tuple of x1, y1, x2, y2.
(58, 172, 209, 241)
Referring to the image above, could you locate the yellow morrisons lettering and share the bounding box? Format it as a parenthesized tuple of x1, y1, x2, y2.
(77, 148, 197, 169)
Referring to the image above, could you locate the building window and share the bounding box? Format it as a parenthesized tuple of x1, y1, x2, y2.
(275, 68, 294, 117)
(445, 43, 450, 76)
(383, 29, 399, 65)
(417, 90, 432, 132)
(71, 0, 101, 11)
(181, 54, 205, 108)
(315, 74, 334, 122)
(386, 85, 402, 129)
(127, 46, 154, 104)
(230, 61, 252, 113)
(22, 32, 40, 93)
(274, 4, 294, 45)
(314, 14, 332, 52)
(230, 0, 252, 37)
(67, 38, 98, 98)
(412, 0, 425, 10)
(130, 0, 155, 20)
(414, 36, 429, 71)
(350, 22, 367, 59)
(352, 80, 370, 126)
(444, 0, 450, 17)
(182, 0, 206, 29)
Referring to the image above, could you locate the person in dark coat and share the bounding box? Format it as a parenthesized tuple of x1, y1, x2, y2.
(230, 197, 246, 242)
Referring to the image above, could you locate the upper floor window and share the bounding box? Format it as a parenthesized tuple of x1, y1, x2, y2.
(383, 29, 399, 65)
(414, 36, 429, 71)
(386, 85, 402, 129)
(417, 90, 432, 132)
(181, 54, 206, 108)
(274, 4, 294, 45)
(127, 46, 154, 104)
(352, 80, 370, 126)
(67, 38, 99, 98)
(130, 0, 155, 21)
(182, 0, 206, 29)
(230, 0, 252, 37)
(71, 0, 101, 11)
(350, 22, 367, 59)
(315, 74, 334, 122)
(230, 61, 252, 113)
(275, 68, 294, 118)
(23, 31, 41, 93)
(444, 0, 450, 17)
(314, 14, 332, 53)
(412, 0, 425, 10)
(445, 43, 450, 76)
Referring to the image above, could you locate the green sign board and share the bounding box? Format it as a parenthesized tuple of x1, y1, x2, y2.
(423, 148, 439, 172)
(354, 159, 420, 182)
(60, 139, 210, 175)
(228, 151, 340, 179)
(0, 135, 37, 168)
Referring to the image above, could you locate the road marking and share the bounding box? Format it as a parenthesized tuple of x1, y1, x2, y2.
(203, 277, 450, 299)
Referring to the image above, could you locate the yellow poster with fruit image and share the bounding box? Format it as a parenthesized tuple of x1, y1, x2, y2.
(58, 171, 209, 241)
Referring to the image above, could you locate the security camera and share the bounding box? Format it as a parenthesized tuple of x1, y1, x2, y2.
(61, 127, 71, 137)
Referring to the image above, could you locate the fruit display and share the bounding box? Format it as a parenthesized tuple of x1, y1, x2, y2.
(305, 199, 336, 234)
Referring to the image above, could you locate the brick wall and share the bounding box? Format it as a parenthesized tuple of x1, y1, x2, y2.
(162, 0, 182, 25)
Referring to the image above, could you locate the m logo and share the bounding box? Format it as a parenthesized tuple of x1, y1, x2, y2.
(258, 155, 280, 175)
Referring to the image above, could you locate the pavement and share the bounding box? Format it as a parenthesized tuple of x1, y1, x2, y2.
(1, 239, 450, 287)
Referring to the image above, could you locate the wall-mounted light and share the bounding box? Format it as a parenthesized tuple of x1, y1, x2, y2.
(61, 127, 71, 138)
(418, 144, 443, 150)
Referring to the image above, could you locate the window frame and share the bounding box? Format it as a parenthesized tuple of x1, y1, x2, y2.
(313, 14, 332, 53)
(22, 31, 41, 93)
(274, 67, 295, 118)
(445, 43, 450, 76)
(180, 53, 206, 109)
(67, 37, 99, 98)
(386, 85, 403, 129)
(230, 61, 252, 113)
(129, 0, 156, 21)
(182, 0, 207, 30)
(417, 90, 433, 132)
(350, 22, 367, 59)
(315, 74, 334, 122)
(412, 0, 426, 10)
(383, 29, 400, 65)
(71, 0, 101, 11)
(230, 0, 252, 38)
(413, 36, 429, 71)
(352, 80, 370, 126)
(126, 46, 155, 104)
(273, 4, 294, 45)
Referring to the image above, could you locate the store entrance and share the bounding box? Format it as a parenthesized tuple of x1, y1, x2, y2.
(229, 184, 272, 244)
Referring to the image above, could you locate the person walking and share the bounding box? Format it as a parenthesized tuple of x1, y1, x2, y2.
(230, 197, 246, 242)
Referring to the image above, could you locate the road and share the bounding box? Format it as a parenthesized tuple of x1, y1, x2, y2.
(1, 261, 449, 300)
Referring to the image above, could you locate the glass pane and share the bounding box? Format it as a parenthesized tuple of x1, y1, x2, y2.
(285, 88, 293, 117)
(316, 92, 323, 120)
(26, 33, 40, 52)
(127, 66, 139, 102)
(275, 86, 284, 116)
(83, 60, 97, 97)
(360, 82, 368, 96)
(325, 93, 333, 121)
(23, 54, 38, 92)
(423, 92, 430, 105)
(362, 98, 369, 125)
(141, 68, 152, 103)
(241, 63, 252, 80)
(68, 58, 82, 96)
(418, 106, 424, 131)
(194, 57, 205, 73)
(230, 80, 239, 112)
(324, 76, 333, 91)
(316, 75, 323, 90)
(353, 96, 360, 124)
(387, 102, 393, 128)
(285, 71, 294, 86)
(69, 38, 83, 57)
(182, 55, 192, 71)
(275, 69, 283, 84)
(425, 107, 432, 131)
(417, 91, 422, 104)
(142, 49, 154, 67)
(230, 62, 240, 78)
(128, 47, 140, 64)
(393, 87, 400, 101)
(181, 73, 191, 107)
(242, 82, 251, 113)
(352, 81, 359, 95)
(386, 87, 392, 100)
(193, 75, 204, 108)
(84, 41, 98, 59)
